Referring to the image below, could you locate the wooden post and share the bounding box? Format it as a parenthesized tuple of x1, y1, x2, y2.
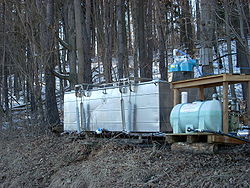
(223, 82, 229, 133)
(198, 86, 205, 101)
(173, 88, 180, 106)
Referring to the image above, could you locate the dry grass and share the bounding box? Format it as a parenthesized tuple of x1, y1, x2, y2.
(0, 129, 250, 188)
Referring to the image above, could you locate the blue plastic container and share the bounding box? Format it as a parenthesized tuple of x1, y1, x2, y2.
(169, 62, 180, 72)
(180, 59, 196, 71)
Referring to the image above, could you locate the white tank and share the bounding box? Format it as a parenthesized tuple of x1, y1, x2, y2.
(170, 97, 222, 133)
(64, 80, 172, 133)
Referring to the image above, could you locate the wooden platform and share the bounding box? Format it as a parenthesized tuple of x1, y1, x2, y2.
(170, 74, 250, 134)
(165, 133, 247, 144)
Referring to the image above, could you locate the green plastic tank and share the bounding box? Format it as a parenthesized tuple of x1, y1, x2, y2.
(170, 96, 222, 133)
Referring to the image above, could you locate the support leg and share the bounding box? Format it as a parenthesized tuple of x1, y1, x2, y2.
(223, 82, 229, 133)
(199, 86, 205, 101)
(173, 89, 180, 106)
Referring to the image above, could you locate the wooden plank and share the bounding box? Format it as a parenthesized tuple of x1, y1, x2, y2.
(173, 88, 180, 106)
(166, 134, 210, 144)
(165, 136, 176, 144)
(171, 77, 223, 89)
(207, 135, 246, 144)
(187, 135, 200, 143)
(223, 74, 250, 82)
(165, 135, 184, 144)
(223, 82, 229, 134)
(198, 86, 205, 100)
(171, 74, 250, 89)
(171, 74, 224, 84)
(171, 142, 218, 154)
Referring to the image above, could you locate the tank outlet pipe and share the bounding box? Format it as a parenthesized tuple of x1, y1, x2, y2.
(187, 127, 250, 143)
(181, 92, 188, 103)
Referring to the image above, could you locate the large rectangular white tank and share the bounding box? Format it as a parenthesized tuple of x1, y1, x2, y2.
(64, 80, 172, 133)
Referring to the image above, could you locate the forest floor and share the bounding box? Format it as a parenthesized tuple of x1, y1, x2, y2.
(0, 128, 250, 188)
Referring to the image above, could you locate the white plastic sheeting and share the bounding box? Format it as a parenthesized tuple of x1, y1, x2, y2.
(64, 80, 172, 133)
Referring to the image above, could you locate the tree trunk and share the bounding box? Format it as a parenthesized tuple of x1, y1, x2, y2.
(200, 0, 216, 99)
(117, 0, 128, 79)
(180, 0, 195, 56)
(103, 0, 113, 82)
(1, 1, 7, 114)
(66, 0, 77, 87)
(74, 0, 92, 84)
(3, 64, 9, 113)
(137, 0, 147, 79)
(131, 0, 139, 78)
(224, 0, 236, 98)
(154, 0, 168, 80)
(127, 0, 133, 55)
(235, 0, 250, 100)
(196, 0, 201, 41)
(145, 0, 153, 79)
(172, 0, 194, 82)
(45, 0, 60, 125)
(84, 0, 93, 83)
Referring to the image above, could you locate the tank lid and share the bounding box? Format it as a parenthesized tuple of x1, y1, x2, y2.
(212, 93, 218, 100)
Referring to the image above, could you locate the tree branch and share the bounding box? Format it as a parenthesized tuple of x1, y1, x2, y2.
(52, 70, 70, 80)
(212, 53, 237, 62)
(57, 36, 71, 50)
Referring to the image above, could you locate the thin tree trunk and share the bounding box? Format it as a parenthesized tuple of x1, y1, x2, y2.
(103, 0, 113, 82)
(67, 0, 77, 87)
(74, 0, 85, 84)
(3, 64, 9, 113)
(196, 0, 201, 41)
(74, 0, 92, 84)
(200, 0, 216, 99)
(1, 1, 6, 116)
(154, 0, 168, 80)
(45, 0, 60, 125)
(145, 0, 153, 79)
(235, 0, 250, 100)
(117, 0, 128, 79)
(172, 0, 194, 82)
(127, 0, 132, 55)
(224, 1, 236, 98)
(131, 0, 139, 78)
(137, 0, 147, 79)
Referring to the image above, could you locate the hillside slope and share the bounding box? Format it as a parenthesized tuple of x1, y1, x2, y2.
(0, 130, 250, 188)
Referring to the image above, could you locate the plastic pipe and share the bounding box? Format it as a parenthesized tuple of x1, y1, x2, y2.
(181, 92, 188, 104)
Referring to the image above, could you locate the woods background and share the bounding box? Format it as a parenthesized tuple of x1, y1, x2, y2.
(0, 0, 249, 129)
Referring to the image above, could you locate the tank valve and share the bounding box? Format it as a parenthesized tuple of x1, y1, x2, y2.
(187, 127, 203, 133)
(187, 127, 194, 132)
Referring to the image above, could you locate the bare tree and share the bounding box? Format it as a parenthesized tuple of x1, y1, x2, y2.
(44, 0, 60, 125)
(65, 0, 77, 87)
(117, 0, 128, 79)
(199, 0, 217, 98)
(154, 0, 168, 80)
(74, 0, 92, 84)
